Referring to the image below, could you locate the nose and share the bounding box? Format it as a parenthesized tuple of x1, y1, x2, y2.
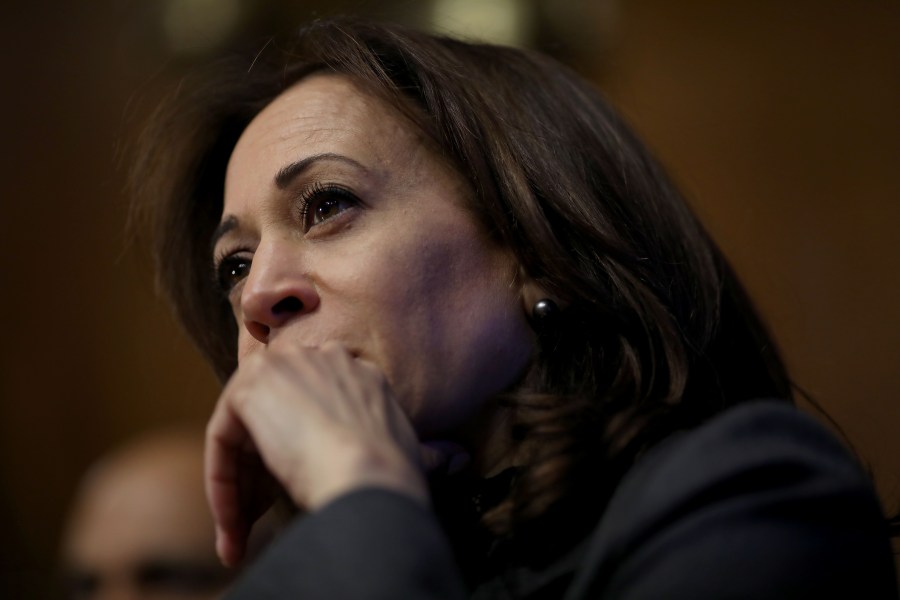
(240, 243, 320, 344)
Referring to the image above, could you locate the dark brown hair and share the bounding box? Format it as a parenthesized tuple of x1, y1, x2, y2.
(130, 18, 792, 548)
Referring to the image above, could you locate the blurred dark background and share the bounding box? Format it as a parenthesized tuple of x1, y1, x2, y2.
(1, 1, 898, 597)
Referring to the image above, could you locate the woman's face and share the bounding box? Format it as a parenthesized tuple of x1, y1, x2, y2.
(215, 74, 533, 438)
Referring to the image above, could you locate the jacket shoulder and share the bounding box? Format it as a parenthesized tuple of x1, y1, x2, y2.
(564, 400, 897, 599)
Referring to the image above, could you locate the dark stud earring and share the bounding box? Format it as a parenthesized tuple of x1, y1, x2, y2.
(532, 298, 559, 323)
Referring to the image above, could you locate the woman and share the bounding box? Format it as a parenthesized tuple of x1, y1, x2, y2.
(131, 18, 897, 598)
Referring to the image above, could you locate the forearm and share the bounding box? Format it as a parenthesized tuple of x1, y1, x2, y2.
(225, 488, 467, 600)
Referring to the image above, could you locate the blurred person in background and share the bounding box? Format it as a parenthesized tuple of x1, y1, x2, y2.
(60, 429, 233, 600)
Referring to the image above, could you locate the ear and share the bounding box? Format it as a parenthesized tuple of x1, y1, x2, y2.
(521, 278, 551, 316)
(517, 267, 561, 318)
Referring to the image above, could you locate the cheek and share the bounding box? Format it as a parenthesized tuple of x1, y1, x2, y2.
(367, 232, 531, 431)
(236, 328, 263, 362)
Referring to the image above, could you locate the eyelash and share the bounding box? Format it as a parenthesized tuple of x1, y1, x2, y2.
(212, 251, 251, 297)
(296, 181, 360, 232)
(212, 182, 361, 296)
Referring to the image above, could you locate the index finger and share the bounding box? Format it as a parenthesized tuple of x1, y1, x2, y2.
(206, 396, 253, 567)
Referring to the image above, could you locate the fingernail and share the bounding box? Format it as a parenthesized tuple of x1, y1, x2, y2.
(215, 530, 227, 564)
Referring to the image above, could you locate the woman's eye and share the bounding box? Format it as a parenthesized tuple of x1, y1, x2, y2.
(216, 255, 251, 293)
(301, 185, 358, 231)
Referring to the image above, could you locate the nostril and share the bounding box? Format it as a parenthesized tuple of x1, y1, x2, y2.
(245, 321, 270, 344)
(272, 296, 303, 315)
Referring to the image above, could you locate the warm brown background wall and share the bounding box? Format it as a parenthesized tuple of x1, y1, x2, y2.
(1, 1, 897, 597)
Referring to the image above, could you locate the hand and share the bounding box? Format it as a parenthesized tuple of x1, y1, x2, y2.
(205, 341, 466, 567)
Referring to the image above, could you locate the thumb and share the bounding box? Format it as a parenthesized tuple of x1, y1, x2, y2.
(419, 441, 470, 476)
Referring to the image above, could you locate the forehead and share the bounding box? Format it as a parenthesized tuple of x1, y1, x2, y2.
(225, 74, 424, 196)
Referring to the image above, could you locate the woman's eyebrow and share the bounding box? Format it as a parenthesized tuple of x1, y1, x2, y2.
(211, 153, 369, 252)
(274, 152, 368, 190)
(211, 215, 239, 252)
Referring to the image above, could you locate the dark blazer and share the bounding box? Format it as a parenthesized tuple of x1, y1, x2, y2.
(225, 401, 898, 598)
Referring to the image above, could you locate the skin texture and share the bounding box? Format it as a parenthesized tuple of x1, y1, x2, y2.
(207, 74, 538, 566)
(61, 430, 231, 600)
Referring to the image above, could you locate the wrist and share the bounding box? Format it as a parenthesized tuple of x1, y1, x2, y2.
(300, 443, 428, 511)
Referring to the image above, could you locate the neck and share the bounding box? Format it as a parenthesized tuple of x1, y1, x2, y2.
(454, 400, 527, 478)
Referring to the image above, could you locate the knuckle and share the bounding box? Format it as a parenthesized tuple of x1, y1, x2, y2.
(204, 419, 219, 442)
